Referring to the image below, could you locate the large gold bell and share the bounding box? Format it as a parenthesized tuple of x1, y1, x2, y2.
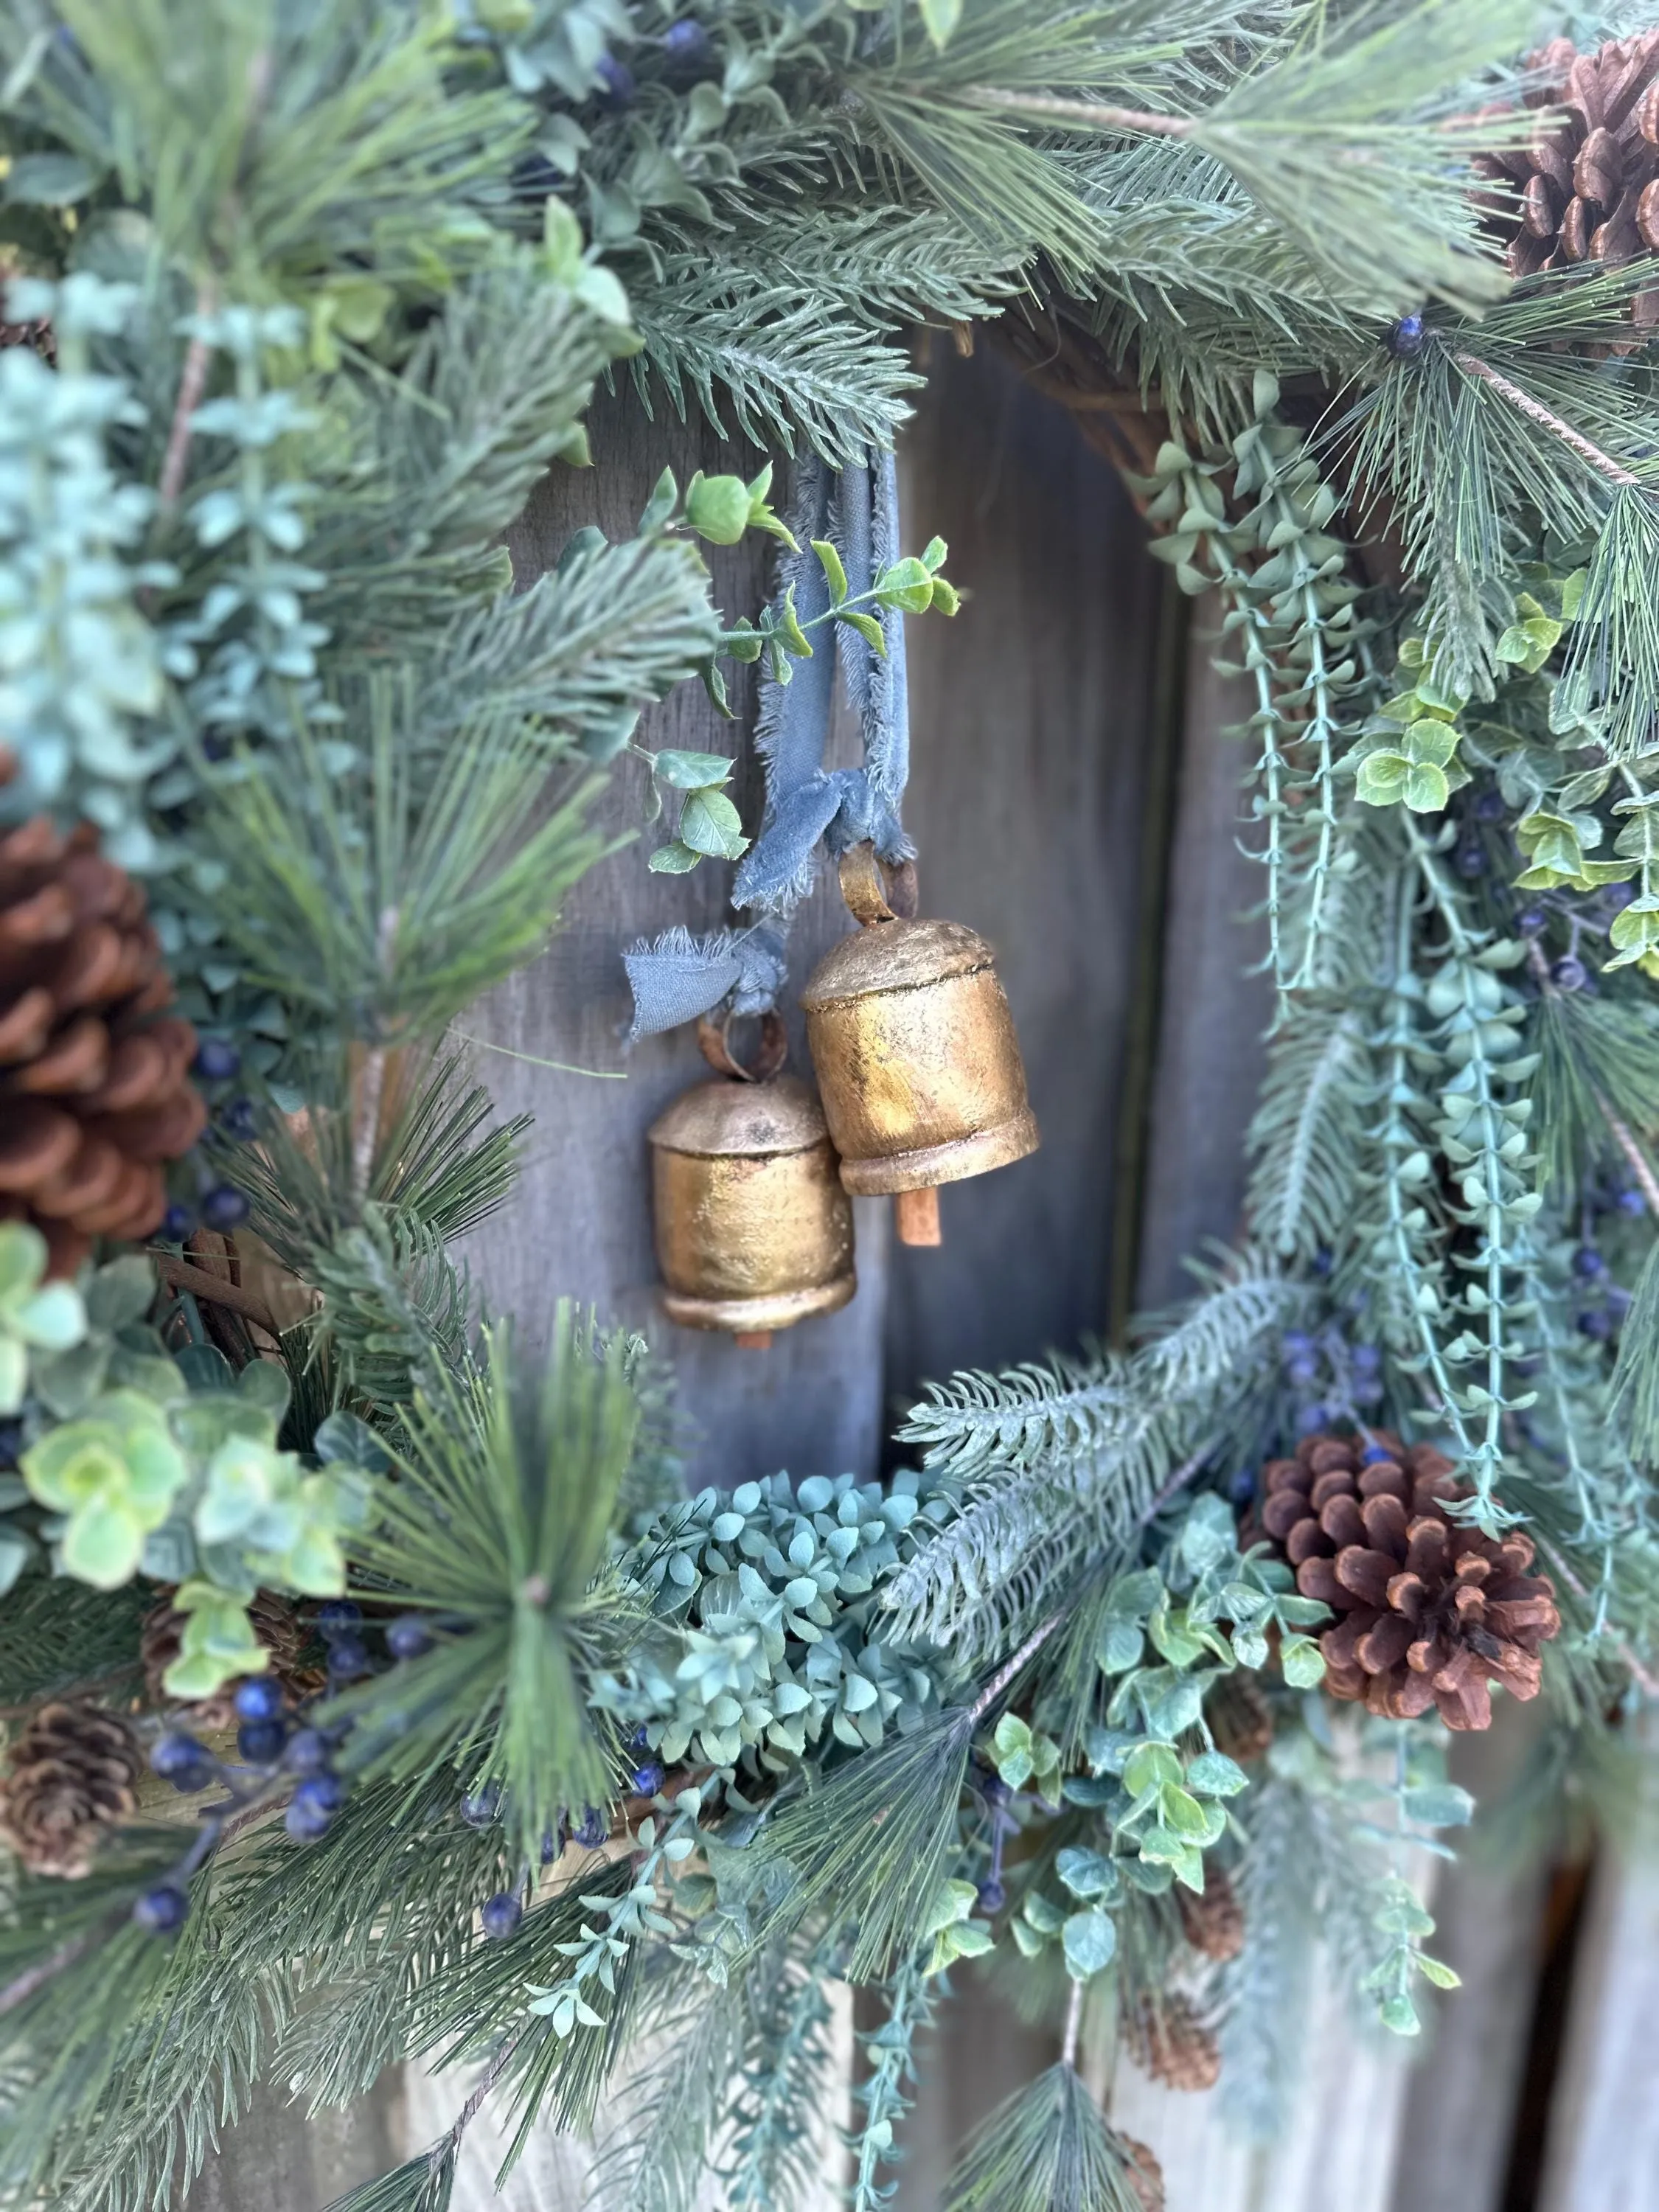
(801, 847, 1038, 1246)
(647, 1015, 855, 1349)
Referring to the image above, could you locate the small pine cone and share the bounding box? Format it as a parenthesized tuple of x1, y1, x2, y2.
(0, 815, 205, 1275)
(1118, 2134, 1165, 2212)
(0, 1701, 140, 1877)
(141, 1590, 326, 1725)
(1471, 32, 1659, 323)
(1259, 1433, 1561, 1732)
(1131, 1995, 1220, 2093)
(1206, 1672, 1273, 1764)
(1176, 1868, 1245, 1963)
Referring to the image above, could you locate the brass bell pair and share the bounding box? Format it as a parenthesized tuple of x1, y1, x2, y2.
(647, 847, 1038, 1343)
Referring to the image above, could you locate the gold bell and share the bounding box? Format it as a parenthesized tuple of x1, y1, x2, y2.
(801, 846, 1039, 1247)
(647, 1013, 856, 1349)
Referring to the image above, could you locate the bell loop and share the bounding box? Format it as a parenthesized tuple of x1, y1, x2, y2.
(697, 1008, 789, 1083)
(838, 842, 918, 929)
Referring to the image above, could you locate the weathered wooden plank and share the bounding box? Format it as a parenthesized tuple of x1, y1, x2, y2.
(1130, 608, 1270, 1313)
(1384, 1705, 1548, 2212)
(884, 337, 1166, 1396)
(180, 2071, 403, 2212)
(1537, 1711, 1659, 2212)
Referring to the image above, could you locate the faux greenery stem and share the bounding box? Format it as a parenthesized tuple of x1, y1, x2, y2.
(1061, 1977, 1084, 2069)
(1407, 821, 1509, 1515)
(962, 88, 1189, 135)
(1377, 866, 1481, 1467)
(972, 1616, 1062, 1721)
(1270, 487, 1339, 993)
(158, 287, 217, 511)
(1175, 466, 1290, 992)
(1452, 353, 1642, 491)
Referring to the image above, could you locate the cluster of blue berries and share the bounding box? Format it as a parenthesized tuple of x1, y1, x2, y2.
(456, 1727, 672, 1947)
(589, 18, 711, 106)
(129, 1599, 418, 1935)
(1571, 1241, 1634, 1343)
(156, 1037, 257, 1242)
(1277, 1320, 1384, 1436)
(1453, 786, 1509, 879)
(1517, 883, 1638, 995)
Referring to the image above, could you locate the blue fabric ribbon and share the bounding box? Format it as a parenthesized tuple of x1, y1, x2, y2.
(625, 450, 911, 1040)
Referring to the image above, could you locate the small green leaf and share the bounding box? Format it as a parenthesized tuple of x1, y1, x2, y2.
(1184, 1751, 1249, 1798)
(918, 0, 962, 47)
(1056, 1847, 1118, 1901)
(1380, 1993, 1422, 2037)
(1416, 1954, 1462, 1990)
(1402, 762, 1450, 813)
(836, 608, 886, 655)
(653, 749, 736, 790)
(1095, 1617, 1144, 1674)
(1122, 1742, 1183, 1799)
(648, 841, 702, 874)
(778, 584, 813, 658)
(1158, 1784, 1212, 1838)
(1062, 1907, 1117, 1980)
(6, 152, 100, 205)
(874, 557, 935, 613)
(812, 539, 849, 605)
(1356, 750, 1411, 806)
(1401, 1784, 1474, 1829)
(1280, 1634, 1326, 1688)
(684, 471, 751, 545)
(678, 787, 748, 860)
(638, 467, 678, 535)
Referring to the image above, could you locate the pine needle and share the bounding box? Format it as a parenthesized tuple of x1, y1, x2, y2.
(329, 1310, 642, 1859)
(942, 2062, 1151, 2212)
(320, 2141, 458, 2212)
(757, 1707, 975, 1983)
(1610, 1238, 1659, 1464)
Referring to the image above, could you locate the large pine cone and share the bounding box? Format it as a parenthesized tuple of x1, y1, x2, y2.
(0, 815, 204, 1274)
(0, 1701, 139, 1877)
(1176, 1867, 1245, 1963)
(1473, 33, 1659, 321)
(1129, 1994, 1220, 2093)
(1259, 1434, 1561, 1732)
(141, 1588, 326, 1724)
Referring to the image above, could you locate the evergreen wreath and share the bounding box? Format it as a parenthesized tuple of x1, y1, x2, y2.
(1, 4, 1658, 2208)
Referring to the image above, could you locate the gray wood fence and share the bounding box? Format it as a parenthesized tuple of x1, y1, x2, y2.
(184, 338, 1649, 2212)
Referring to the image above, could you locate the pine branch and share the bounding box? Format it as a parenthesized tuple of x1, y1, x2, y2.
(942, 2061, 1149, 2212)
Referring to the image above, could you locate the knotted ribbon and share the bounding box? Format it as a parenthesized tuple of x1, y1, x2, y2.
(624, 449, 911, 1038)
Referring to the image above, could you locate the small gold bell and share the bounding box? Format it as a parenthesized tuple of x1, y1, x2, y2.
(801, 847, 1038, 1246)
(647, 1014, 855, 1349)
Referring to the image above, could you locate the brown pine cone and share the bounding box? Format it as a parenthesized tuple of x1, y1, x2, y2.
(1118, 2134, 1165, 2212)
(1206, 1672, 1273, 1764)
(0, 1701, 140, 1877)
(141, 1589, 326, 1724)
(1259, 1433, 1561, 1732)
(1472, 32, 1659, 322)
(1176, 1868, 1245, 1964)
(1130, 1994, 1220, 2093)
(0, 815, 205, 1275)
